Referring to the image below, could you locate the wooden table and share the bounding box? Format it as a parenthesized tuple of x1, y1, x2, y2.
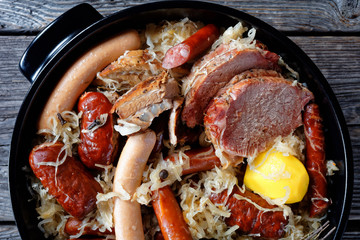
(0, 0, 359, 239)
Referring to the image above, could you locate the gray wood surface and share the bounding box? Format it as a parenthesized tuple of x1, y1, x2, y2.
(1, 0, 359, 239)
(0, 0, 359, 33)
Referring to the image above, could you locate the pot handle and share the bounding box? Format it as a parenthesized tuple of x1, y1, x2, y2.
(19, 3, 103, 83)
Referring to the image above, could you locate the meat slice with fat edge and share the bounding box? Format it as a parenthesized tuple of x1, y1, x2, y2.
(216, 69, 283, 97)
(111, 71, 180, 134)
(204, 75, 313, 165)
(181, 43, 280, 128)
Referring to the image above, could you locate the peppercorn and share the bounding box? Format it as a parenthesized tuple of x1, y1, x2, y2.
(159, 169, 169, 180)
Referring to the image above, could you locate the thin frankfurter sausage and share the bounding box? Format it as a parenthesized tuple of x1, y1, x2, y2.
(152, 186, 192, 240)
(113, 130, 156, 240)
(303, 103, 329, 217)
(162, 24, 219, 69)
(38, 29, 141, 130)
(166, 146, 221, 175)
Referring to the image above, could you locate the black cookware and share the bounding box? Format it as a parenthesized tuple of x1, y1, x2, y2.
(9, 1, 353, 239)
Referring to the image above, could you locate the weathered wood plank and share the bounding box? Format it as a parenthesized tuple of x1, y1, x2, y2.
(0, 35, 32, 168)
(290, 36, 360, 126)
(349, 133, 360, 219)
(0, 35, 359, 236)
(0, 0, 359, 33)
(0, 165, 16, 222)
(343, 230, 360, 239)
(0, 225, 21, 240)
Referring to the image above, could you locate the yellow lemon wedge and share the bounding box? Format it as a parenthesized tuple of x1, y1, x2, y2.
(244, 150, 309, 204)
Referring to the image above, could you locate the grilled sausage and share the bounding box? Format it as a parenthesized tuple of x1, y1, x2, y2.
(162, 24, 219, 69)
(166, 146, 221, 175)
(303, 103, 329, 217)
(210, 186, 288, 239)
(38, 29, 141, 131)
(78, 92, 118, 169)
(64, 217, 113, 236)
(152, 186, 192, 240)
(29, 142, 103, 219)
(113, 130, 156, 240)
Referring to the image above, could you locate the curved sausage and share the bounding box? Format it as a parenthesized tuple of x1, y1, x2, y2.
(113, 130, 156, 240)
(38, 29, 141, 130)
(64, 217, 113, 236)
(303, 103, 329, 217)
(162, 24, 219, 69)
(78, 92, 118, 169)
(152, 186, 192, 240)
(210, 187, 288, 239)
(166, 146, 221, 175)
(29, 142, 103, 219)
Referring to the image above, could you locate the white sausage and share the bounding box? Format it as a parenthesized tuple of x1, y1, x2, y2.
(38, 29, 141, 130)
(113, 130, 156, 240)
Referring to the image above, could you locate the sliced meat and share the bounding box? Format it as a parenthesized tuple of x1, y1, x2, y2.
(168, 97, 201, 146)
(204, 76, 313, 164)
(168, 97, 184, 146)
(111, 71, 180, 135)
(94, 50, 188, 89)
(181, 43, 281, 128)
(210, 186, 288, 239)
(224, 68, 282, 86)
(216, 69, 283, 97)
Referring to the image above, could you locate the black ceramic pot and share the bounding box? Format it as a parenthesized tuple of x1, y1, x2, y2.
(9, 1, 353, 240)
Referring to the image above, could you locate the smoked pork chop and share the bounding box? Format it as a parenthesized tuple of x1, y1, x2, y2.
(204, 75, 313, 165)
(181, 43, 280, 128)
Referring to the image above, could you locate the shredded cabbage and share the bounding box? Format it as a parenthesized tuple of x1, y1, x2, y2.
(30, 18, 329, 240)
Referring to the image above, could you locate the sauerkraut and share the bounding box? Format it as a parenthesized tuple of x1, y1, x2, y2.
(29, 18, 334, 240)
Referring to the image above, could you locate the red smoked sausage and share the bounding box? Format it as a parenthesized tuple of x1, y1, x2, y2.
(166, 146, 221, 175)
(29, 142, 103, 219)
(64, 217, 113, 236)
(152, 186, 192, 240)
(162, 24, 220, 69)
(78, 92, 118, 169)
(303, 103, 329, 217)
(210, 187, 288, 239)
